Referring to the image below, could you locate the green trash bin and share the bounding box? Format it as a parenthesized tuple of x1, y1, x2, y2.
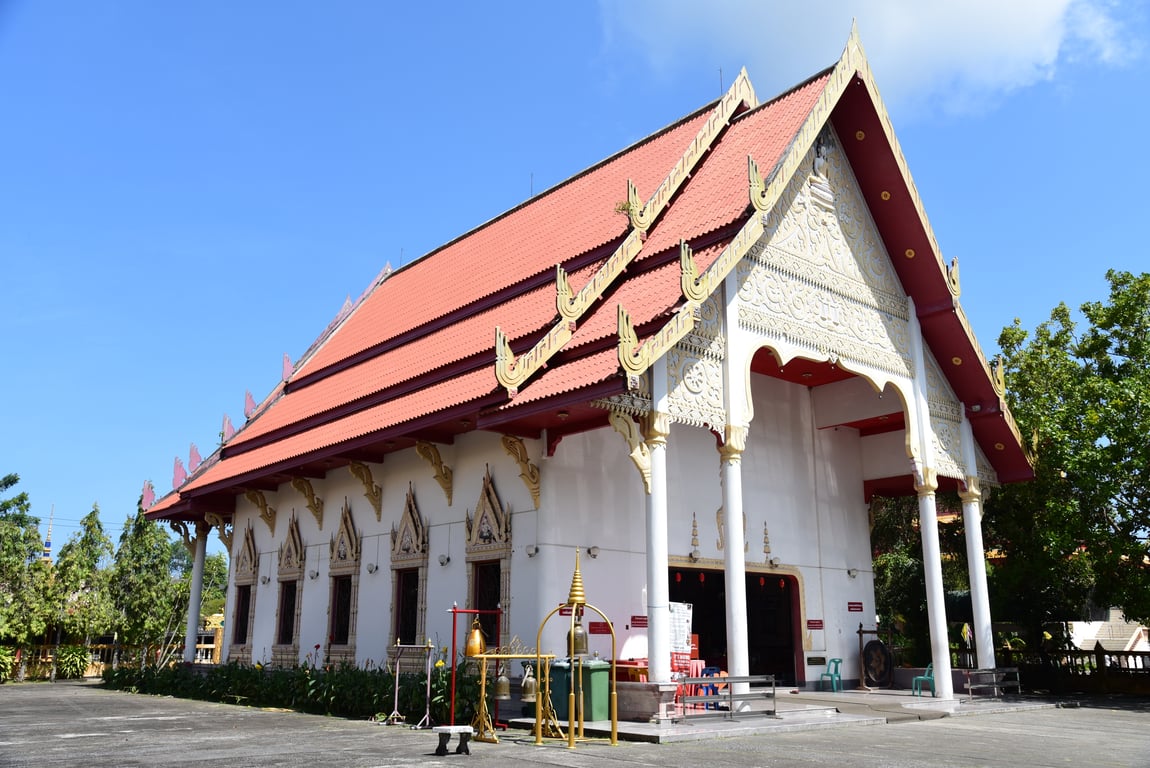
(549, 658, 610, 722)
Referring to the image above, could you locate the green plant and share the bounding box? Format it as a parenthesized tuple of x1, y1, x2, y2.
(55, 645, 91, 679)
(0, 646, 14, 681)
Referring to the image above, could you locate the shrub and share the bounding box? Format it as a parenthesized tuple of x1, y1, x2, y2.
(55, 645, 92, 679)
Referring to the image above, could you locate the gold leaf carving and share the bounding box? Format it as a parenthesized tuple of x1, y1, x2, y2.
(608, 410, 651, 494)
(169, 520, 194, 557)
(748, 155, 770, 212)
(416, 441, 453, 505)
(500, 435, 540, 509)
(205, 511, 233, 552)
(348, 461, 382, 521)
(679, 240, 707, 303)
(291, 477, 324, 530)
(245, 489, 277, 535)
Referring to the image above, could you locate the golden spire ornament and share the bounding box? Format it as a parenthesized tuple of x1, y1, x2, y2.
(567, 548, 586, 607)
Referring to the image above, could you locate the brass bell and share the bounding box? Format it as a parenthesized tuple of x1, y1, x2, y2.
(464, 618, 487, 658)
(493, 664, 511, 701)
(520, 663, 537, 703)
(568, 616, 589, 657)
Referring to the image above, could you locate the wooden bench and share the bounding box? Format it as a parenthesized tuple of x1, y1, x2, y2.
(431, 725, 474, 755)
(964, 667, 1021, 701)
(675, 674, 776, 720)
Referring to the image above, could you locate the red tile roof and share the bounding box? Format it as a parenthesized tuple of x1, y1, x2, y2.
(149, 37, 1031, 518)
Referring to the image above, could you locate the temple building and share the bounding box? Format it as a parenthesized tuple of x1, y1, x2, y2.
(146, 28, 1031, 708)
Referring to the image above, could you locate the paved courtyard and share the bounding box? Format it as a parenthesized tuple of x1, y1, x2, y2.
(0, 681, 1146, 767)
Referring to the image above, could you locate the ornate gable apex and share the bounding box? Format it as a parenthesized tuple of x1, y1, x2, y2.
(391, 483, 428, 564)
(278, 513, 305, 577)
(466, 467, 511, 556)
(330, 498, 361, 572)
(235, 522, 259, 583)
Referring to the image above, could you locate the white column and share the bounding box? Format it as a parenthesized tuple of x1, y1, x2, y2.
(906, 297, 952, 698)
(644, 411, 672, 685)
(183, 522, 209, 664)
(720, 425, 750, 708)
(960, 478, 996, 669)
(959, 413, 996, 670)
(916, 471, 954, 699)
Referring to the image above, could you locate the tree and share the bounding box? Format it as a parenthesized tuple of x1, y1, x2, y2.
(110, 506, 185, 663)
(0, 473, 56, 678)
(870, 492, 970, 663)
(54, 504, 115, 644)
(987, 270, 1150, 635)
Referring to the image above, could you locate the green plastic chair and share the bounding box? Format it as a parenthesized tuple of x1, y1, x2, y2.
(912, 663, 935, 697)
(819, 658, 843, 691)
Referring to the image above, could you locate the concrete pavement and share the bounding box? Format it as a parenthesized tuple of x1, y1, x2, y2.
(0, 680, 1146, 767)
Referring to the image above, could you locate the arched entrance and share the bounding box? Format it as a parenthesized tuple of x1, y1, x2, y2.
(668, 566, 802, 685)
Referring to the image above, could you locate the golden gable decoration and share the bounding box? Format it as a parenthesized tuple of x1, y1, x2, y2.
(245, 489, 277, 535)
(291, 477, 324, 530)
(391, 483, 428, 564)
(466, 468, 511, 555)
(235, 522, 259, 583)
(278, 513, 305, 578)
(329, 498, 361, 574)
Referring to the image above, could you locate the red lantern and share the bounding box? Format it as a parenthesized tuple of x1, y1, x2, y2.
(699, 572, 705, 583)
(675, 572, 682, 583)
(759, 576, 766, 588)
(778, 578, 786, 590)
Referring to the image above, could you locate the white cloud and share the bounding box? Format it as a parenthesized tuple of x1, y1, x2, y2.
(599, 0, 1141, 116)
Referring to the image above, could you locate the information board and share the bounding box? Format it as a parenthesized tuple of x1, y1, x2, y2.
(669, 601, 693, 654)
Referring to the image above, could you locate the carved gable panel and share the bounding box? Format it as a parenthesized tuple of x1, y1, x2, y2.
(329, 498, 361, 575)
(465, 468, 511, 559)
(667, 291, 727, 430)
(235, 523, 259, 585)
(391, 484, 428, 566)
(736, 127, 912, 379)
(278, 513, 305, 578)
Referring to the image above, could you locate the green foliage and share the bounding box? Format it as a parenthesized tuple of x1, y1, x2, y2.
(54, 644, 92, 679)
(100, 658, 481, 724)
(0, 645, 15, 680)
(0, 473, 52, 647)
(988, 270, 1150, 633)
(111, 507, 184, 652)
(55, 505, 116, 643)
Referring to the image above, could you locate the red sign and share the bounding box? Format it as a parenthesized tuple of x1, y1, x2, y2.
(630, 615, 648, 628)
(559, 606, 573, 616)
(589, 621, 610, 635)
(807, 619, 824, 630)
(847, 601, 864, 612)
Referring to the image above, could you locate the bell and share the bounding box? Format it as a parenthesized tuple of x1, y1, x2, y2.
(464, 618, 487, 658)
(520, 663, 537, 703)
(567, 616, 589, 657)
(493, 664, 511, 701)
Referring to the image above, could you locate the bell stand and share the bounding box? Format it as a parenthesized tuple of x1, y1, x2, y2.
(447, 604, 502, 727)
(471, 647, 555, 744)
(384, 639, 434, 727)
(534, 548, 619, 749)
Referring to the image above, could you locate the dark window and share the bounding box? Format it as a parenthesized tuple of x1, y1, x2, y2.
(330, 575, 353, 645)
(277, 580, 298, 645)
(472, 560, 501, 646)
(232, 584, 252, 645)
(395, 568, 419, 645)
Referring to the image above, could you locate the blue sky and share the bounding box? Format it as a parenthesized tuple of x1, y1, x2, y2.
(2, 1, 1147, 555)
